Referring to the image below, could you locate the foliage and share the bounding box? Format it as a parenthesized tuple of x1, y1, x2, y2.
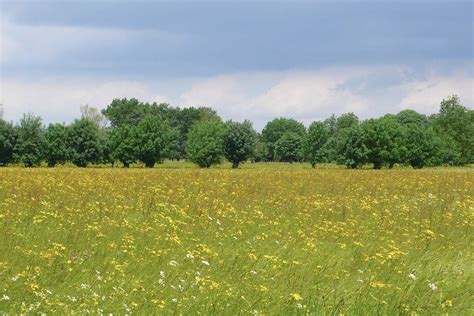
(275, 132, 304, 162)
(109, 125, 136, 167)
(13, 113, 45, 167)
(67, 119, 101, 167)
(80, 104, 108, 130)
(336, 112, 359, 131)
(434, 95, 472, 164)
(362, 117, 405, 169)
(44, 123, 69, 167)
(261, 118, 306, 161)
(102, 98, 148, 128)
(186, 120, 225, 168)
(396, 109, 428, 126)
(3, 94, 472, 168)
(335, 125, 369, 169)
(133, 115, 171, 168)
(0, 119, 16, 166)
(223, 120, 257, 168)
(303, 121, 329, 168)
(402, 124, 438, 169)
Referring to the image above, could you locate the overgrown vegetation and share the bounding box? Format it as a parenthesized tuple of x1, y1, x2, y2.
(0, 168, 472, 313)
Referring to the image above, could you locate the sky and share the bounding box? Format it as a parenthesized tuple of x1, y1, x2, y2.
(0, 0, 473, 130)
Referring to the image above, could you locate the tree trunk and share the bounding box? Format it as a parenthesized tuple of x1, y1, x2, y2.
(311, 163, 316, 169)
(123, 162, 130, 168)
(232, 162, 239, 169)
(145, 161, 155, 168)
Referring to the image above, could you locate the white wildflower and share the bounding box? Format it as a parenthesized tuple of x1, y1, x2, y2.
(428, 282, 438, 291)
(408, 273, 416, 280)
(201, 260, 210, 266)
(169, 260, 178, 266)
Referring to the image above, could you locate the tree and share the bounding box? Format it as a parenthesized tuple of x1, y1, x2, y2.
(133, 115, 171, 168)
(304, 121, 330, 168)
(261, 118, 306, 161)
(434, 95, 472, 164)
(0, 119, 16, 166)
(186, 120, 225, 168)
(275, 132, 304, 163)
(223, 120, 257, 168)
(101, 98, 148, 128)
(362, 117, 405, 169)
(44, 123, 69, 167)
(172, 106, 222, 160)
(109, 125, 137, 168)
(336, 113, 359, 131)
(402, 124, 438, 169)
(396, 109, 428, 126)
(252, 134, 268, 162)
(80, 104, 107, 129)
(97, 129, 114, 166)
(67, 119, 101, 167)
(14, 113, 45, 167)
(335, 125, 368, 169)
(323, 114, 337, 136)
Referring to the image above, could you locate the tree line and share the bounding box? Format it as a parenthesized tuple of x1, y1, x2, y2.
(0, 95, 472, 169)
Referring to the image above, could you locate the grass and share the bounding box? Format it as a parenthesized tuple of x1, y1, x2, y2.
(0, 166, 472, 314)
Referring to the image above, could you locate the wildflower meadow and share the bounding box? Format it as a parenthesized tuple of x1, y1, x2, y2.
(0, 166, 472, 314)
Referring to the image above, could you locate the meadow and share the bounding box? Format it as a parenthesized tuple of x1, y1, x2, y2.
(0, 166, 472, 314)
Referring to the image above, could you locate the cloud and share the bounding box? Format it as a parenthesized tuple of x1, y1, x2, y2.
(397, 72, 474, 113)
(0, 15, 187, 75)
(178, 67, 473, 128)
(0, 80, 167, 123)
(1, 67, 472, 129)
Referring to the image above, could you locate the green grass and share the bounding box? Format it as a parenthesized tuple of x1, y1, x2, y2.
(0, 167, 472, 314)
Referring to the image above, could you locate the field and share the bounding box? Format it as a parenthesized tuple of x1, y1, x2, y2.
(0, 166, 473, 314)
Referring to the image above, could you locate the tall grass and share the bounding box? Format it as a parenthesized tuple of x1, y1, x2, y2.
(0, 167, 472, 314)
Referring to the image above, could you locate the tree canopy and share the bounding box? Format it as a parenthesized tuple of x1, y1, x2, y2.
(0, 94, 471, 169)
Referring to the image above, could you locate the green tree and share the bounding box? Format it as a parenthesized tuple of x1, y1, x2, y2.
(186, 120, 225, 168)
(173, 106, 222, 160)
(109, 125, 136, 167)
(14, 113, 45, 167)
(335, 125, 368, 169)
(133, 115, 171, 168)
(323, 114, 337, 136)
(101, 98, 148, 128)
(261, 118, 306, 161)
(67, 119, 101, 167)
(44, 123, 69, 167)
(402, 124, 437, 169)
(223, 120, 257, 168)
(396, 109, 428, 126)
(252, 134, 268, 162)
(336, 113, 359, 131)
(362, 117, 405, 169)
(304, 121, 330, 168)
(275, 132, 304, 163)
(0, 119, 16, 166)
(434, 95, 472, 164)
(97, 129, 115, 166)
